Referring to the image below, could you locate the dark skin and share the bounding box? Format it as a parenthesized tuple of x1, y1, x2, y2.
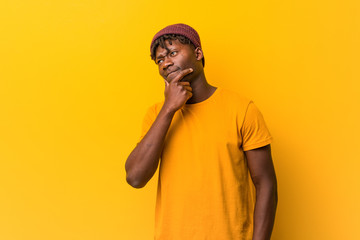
(246, 145, 278, 240)
(125, 39, 278, 240)
(156, 38, 217, 104)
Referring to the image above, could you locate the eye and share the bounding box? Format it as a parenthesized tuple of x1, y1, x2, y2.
(170, 51, 177, 56)
(157, 59, 163, 64)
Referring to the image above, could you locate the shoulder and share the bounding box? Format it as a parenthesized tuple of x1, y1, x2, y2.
(216, 87, 253, 109)
(144, 100, 164, 117)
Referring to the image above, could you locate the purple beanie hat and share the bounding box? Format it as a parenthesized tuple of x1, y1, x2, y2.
(150, 23, 204, 66)
(150, 23, 202, 50)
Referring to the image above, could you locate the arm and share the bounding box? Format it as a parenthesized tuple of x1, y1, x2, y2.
(125, 106, 175, 188)
(125, 68, 193, 188)
(245, 144, 278, 240)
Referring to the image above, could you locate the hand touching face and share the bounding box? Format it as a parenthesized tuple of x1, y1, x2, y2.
(163, 68, 194, 113)
(155, 39, 198, 84)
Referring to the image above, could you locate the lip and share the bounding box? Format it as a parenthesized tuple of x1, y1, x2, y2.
(166, 69, 179, 78)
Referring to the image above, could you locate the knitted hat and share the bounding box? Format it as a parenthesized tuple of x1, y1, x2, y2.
(150, 23, 205, 66)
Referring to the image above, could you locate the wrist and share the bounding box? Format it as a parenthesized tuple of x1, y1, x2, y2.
(161, 104, 177, 117)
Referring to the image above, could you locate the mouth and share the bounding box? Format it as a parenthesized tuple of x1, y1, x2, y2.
(166, 69, 179, 78)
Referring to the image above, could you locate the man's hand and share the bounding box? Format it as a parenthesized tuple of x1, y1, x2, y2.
(125, 69, 194, 188)
(163, 68, 193, 113)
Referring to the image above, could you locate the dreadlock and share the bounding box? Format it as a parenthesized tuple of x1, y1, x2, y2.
(150, 34, 205, 67)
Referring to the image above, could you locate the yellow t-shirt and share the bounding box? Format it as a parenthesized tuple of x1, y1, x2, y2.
(138, 87, 273, 240)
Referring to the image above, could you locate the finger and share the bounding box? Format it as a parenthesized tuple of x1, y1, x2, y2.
(183, 86, 192, 92)
(172, 68, 193, 83)
(178, 81, 190, 86)
(186, 91, 193, 100)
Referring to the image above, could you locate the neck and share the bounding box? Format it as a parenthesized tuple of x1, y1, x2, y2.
(186, 71, 217, 104)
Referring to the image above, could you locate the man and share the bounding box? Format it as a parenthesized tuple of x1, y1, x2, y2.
(125, 23, 278, 240)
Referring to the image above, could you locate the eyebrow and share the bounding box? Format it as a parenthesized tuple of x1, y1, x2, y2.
(156, 49, 169, 60)
(156, 53, 166, 60)
(155, 46, 177, 60)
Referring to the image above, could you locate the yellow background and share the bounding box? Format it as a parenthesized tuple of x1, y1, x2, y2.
(1, 0, 359, 239)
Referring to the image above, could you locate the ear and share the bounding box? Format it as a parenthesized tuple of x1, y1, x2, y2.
(194, 47, 204, 61)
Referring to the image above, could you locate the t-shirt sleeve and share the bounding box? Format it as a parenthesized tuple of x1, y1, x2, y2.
(240, 101, 273, 151)
(137, 104, 158, 145)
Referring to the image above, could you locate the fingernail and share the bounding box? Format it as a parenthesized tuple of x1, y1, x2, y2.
(190, 68, 193, 71)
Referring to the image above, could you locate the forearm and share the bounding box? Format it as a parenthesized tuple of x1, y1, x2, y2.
(125, 105, 175, 188)
(252, 182, 278, 240)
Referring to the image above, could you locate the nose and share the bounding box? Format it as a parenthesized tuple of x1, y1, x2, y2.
(162, 57, 173, 71)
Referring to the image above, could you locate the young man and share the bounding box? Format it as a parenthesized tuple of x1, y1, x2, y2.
(125, 23, 278, 240)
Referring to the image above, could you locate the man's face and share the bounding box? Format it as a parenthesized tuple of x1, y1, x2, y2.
(155, 39, 200, 83)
